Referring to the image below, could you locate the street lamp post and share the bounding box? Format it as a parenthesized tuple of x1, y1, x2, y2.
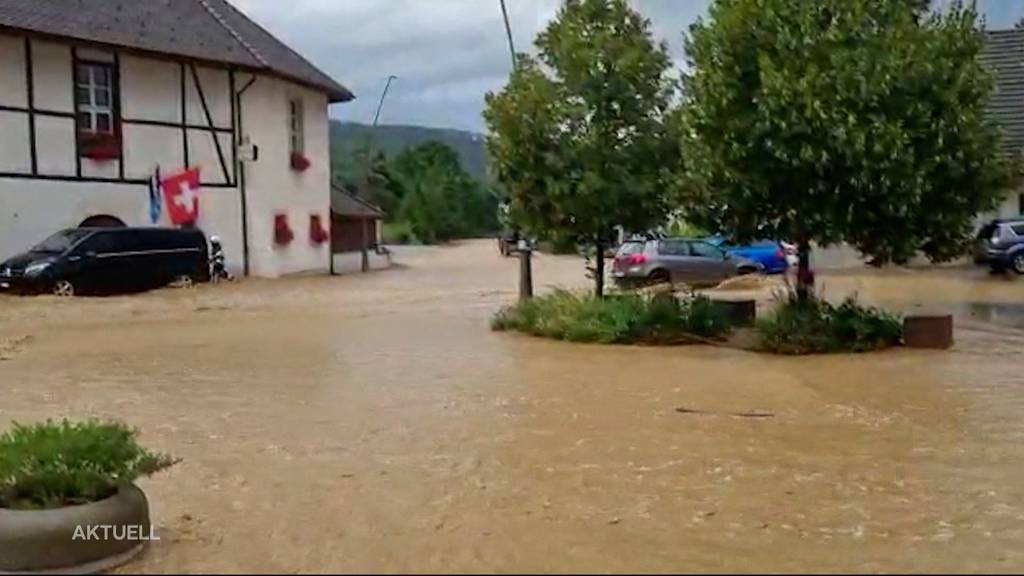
(361, 74, 397, 273)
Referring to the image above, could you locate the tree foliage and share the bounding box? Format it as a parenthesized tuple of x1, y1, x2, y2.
(678, 0, 1017, 278)
(484, 0, 679, 296)
(392, 142, 499, 244)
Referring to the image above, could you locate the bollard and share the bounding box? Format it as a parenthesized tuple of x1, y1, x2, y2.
(903, 315, 954, 349)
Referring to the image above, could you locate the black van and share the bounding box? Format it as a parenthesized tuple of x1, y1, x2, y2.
(0, 228, 210, 296)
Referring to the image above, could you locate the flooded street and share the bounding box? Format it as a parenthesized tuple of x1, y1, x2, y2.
(2, 239, 1024, 573)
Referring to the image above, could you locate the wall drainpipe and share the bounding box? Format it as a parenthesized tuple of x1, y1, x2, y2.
(235, 75, 257, 277)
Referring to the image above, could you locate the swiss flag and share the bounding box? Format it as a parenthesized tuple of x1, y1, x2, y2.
(161, 168, 200, 225)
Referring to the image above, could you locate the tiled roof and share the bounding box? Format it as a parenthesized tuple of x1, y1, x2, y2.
(0, 0, 353, 102)
(331, 185, 385, 219)
(982, 29, 1024, 156)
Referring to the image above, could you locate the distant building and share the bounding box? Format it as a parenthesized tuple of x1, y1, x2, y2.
(0, 0, 353, 277)
(982, 28, 1024, 217)
(330, 185, 390, 274)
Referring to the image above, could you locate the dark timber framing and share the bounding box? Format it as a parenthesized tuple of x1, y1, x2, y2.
(180, 62, 189, 169)
(71, 46, 81, 178)
(189, 63, 231, 184)
(24, 37, 36, 175)
(113, 51, 124, 180)
(0, 37, 240, 189)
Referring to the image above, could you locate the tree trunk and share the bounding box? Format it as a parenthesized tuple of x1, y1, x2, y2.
(594, 240, 605, 299)
(796, 235, 813, 303)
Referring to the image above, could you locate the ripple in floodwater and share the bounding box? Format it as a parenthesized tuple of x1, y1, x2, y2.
(1, 240, 1023, 573)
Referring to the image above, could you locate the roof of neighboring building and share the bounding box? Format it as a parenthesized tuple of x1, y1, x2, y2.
(331, 185, 385, 219)
(0, 0, 353, 103)
(982, 29, 1024, 156)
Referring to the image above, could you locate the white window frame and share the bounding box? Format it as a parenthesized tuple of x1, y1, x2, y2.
(76, 62, 115, 134)
(288, 98, 305, 155)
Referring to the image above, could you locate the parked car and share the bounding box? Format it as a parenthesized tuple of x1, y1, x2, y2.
(0, 227, 210, 296)
(974, 218, 1024, 274)
(612, 237, 764, 287)
(705, 236, 788, 274)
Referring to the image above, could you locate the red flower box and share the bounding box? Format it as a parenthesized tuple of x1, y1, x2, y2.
(80, 131, 120, 161)
(274, 214, 294, 246)
(309, 214, 329, 244)
(290, 151, 311, 172)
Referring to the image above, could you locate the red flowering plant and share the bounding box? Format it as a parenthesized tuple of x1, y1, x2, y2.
(290, 151, 311, 172)
(309, 214, 329, 244)
(274, 214, 294, 245)
(80, 130, 121, 161)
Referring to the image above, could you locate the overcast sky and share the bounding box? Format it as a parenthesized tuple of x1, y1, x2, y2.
(232, 0, 1024, 133)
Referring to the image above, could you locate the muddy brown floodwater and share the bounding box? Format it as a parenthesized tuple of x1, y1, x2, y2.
(2, 239, 1024, 573)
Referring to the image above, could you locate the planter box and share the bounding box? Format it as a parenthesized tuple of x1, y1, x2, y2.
(903, 315, 954, 349)
(0, 484, 150, 574)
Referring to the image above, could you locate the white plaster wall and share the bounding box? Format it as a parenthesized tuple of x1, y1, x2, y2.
(239, 76, 331, 277)
(34, 115, 76, 175)
(0, 34, 26, 107)
(123, 124, 185, 179)
(0, 111, 31, 172)
(31, 40, 72, 113)
(121, 55, 180, 123)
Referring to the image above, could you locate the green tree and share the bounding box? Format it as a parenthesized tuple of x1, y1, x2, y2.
(678, 0, 1017, 300)
(392, 142, 499, 243)
(484, 0, 679, 297)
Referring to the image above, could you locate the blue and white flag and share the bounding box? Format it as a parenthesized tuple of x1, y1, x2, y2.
(148, 166, 162, 224)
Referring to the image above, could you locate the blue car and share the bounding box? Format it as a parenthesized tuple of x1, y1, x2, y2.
(705, 237, 789, 274)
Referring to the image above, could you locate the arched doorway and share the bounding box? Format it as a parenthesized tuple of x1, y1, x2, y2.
(78, 215, 126, 228)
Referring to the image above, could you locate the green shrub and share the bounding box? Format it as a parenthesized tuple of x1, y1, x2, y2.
(757, 297, 903, 354)
(492, 290, 731, 344)
(382, 220, 416, 245)
(0, 419, 177, 510)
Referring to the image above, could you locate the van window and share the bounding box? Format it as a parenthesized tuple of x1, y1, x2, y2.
(76, 232, 119, 255)
(31, 229, 93, 254)
(1011, 223, 1024, 236)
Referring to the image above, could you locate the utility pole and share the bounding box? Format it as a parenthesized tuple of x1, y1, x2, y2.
(499, 0, 533, 301)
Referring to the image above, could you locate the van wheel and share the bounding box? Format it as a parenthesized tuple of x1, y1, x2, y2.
(1012, 253, 1024, 275)
(738, 266, 758, 276)
(172, 275, 194, 289)
(52, 280, 75, 297)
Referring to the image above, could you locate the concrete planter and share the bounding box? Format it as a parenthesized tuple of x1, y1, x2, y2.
(712, 299, 757, 327)
(0, 484, 150, 574)
(903, 315, 954, 349)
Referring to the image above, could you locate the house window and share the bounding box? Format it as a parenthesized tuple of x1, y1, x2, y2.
(288, 98, 304, 154)
(75, 62, 115, 134)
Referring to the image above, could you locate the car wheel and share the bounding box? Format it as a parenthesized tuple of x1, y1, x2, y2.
(648, 269, 671, 285)
(52, 279, 75, 297)
(1012, 253, 1024, 275)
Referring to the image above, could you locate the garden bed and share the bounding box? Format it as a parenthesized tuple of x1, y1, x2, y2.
(491, 290, 732, 344)
(493, 289, 906, 354)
